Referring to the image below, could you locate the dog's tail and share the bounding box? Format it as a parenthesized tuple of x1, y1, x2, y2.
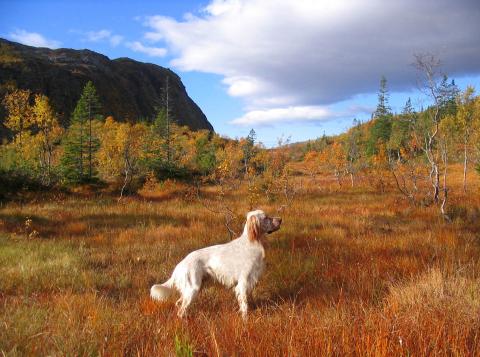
(150, 277, 175, 301)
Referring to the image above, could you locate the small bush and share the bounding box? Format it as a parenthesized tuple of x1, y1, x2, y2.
(0, 168, 45, 200)
(174, 334, 194, 357)
(446, 204, 480, 226)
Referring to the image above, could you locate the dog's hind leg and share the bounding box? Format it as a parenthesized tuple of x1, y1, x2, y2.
(177, 287, 200, 318)
(235, 280, 249, 319)
(176, 267, 203, 318)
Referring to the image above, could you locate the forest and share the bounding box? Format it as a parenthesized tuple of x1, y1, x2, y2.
(1, 54, 480, 219)
(1, 54, 480, 355)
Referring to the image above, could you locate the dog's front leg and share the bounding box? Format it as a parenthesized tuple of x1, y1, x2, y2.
(235, 281, 249, 319)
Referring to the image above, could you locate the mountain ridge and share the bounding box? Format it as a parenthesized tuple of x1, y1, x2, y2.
(0, 38, 213, 135)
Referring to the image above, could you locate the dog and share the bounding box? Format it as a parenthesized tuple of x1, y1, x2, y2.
(150, 209, 282, 318)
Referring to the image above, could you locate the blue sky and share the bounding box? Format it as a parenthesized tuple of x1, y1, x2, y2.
(1, 0, 480, 146)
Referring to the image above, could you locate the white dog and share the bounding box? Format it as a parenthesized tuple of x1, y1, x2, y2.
(150, 210, 282, 318)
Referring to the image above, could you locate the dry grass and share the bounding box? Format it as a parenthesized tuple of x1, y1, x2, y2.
(1, 165, 480, 356)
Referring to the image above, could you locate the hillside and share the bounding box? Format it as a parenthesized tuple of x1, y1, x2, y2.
(0, 38, 213, 134)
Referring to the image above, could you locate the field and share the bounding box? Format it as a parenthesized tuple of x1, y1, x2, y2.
(1, 166, 480, 356)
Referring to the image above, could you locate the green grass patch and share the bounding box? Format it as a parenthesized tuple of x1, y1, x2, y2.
(0, 235, 90, 295)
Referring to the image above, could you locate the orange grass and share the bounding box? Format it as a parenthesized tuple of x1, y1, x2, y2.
(1, 165, 480, 355)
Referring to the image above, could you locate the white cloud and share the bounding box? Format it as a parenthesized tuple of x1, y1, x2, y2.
(125, 41, 167, 57)
(144, 31, 163, 42)
(85, 29, 111, 42)
(139, 0, 480, 125)
(231, 104, 372, 126)
(8, 29, 61, 49)
(231, 106, 334, 126)
(82, 29, 124, 47)
(109, 35, 124, 47)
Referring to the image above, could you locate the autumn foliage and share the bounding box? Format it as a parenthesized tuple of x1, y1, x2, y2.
(1, 78, 480, 355)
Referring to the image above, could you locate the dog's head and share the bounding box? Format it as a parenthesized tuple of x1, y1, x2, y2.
(246, 210, 282, 241)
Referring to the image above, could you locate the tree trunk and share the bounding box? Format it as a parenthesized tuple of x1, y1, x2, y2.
(119, 151, 130, 201)
(334, 170, 342, 187)
(79, 121, 83, 177)
(463, 136, 468, 193)
(165, 76, 171, 165)
(88, 102, 92, 179)
(411, 169, 418, 191)
(46, 139, 52, 186)
(440, 142, 449, 221)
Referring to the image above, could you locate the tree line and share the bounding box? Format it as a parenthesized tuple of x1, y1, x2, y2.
(0, 79, 288, 202)
(1, 55, 479, 218)
(302, 55, 480, 218)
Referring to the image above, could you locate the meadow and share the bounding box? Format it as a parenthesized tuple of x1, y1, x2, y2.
(1, 165, 480, 356)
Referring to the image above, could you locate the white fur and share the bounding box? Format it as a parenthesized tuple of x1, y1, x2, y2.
(150, 210, 281, 318)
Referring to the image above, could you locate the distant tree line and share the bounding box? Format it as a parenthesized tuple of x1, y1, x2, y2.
(0, 79, 279, 201)
(1, 54, 480, 218)
(302, 54, 480, 218)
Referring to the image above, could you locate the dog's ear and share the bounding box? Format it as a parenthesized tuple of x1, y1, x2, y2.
(247, 215, 260, 241)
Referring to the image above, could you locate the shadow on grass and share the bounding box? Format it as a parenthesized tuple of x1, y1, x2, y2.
(0, 213, 56, 237)
(251, 230, 443, 312)
(78, 213, 187, 230)
(0, 212, 190, 238)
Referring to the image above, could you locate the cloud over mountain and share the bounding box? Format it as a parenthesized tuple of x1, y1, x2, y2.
(141, 0, 480, 124)
(7, 29, 61, 49)
(83, 29, 123, 47)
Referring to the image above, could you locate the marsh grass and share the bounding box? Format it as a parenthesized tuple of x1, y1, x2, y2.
(1, 165, 479, 355)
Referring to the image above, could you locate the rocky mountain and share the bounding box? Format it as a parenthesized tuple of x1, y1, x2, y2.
(0, 38, 213, 136)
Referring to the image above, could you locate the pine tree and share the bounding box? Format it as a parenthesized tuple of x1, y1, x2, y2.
(439, 76, 459, 117)
(388, 98, 415, 156)
(159, 75, 175, 165)
(246, 128, 256, 146)
(367, 76, 393, 155)
(195, 132, 216, 175)
(402, 98, 414, 116)
(243, 129, 256, 174)
(60, 81, 101, 183)
(143, 108, 168, 172)
(374, 76, 392, 119)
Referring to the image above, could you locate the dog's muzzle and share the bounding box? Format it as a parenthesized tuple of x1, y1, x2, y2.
(267, 217, 282, 234)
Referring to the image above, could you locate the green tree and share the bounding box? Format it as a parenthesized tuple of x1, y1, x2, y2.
(60, 81, 101, 183)
(345, 119, 365, 186)
(60, 122, 88, 183)
(374, 76, 391, 118)
(242, 129, 256, 175)
(143, 75, 178, 177)
(156, 75, 175, 165)
(439, 76, 459, 118)
(195, 131, 217, 175)
(388, 98, 415, 158)
(367, 76, 392, 155)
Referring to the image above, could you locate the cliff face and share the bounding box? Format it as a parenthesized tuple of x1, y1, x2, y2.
(0, 38, 213, 134)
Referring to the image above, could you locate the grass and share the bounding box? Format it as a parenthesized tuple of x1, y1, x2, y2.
(1, 165, 480, 355)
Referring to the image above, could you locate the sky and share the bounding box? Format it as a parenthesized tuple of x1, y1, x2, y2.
(1, 0, 480, 146)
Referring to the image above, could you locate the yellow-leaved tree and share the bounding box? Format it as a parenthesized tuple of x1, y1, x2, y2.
(319, 141, 346, 187)
(371, 141, 389, 193)
(96, 117, 148, 198)
(2, 89, 33, 145)
(455, 86, 477, 192)
(31, 94, 63, 184)
(2, 89, 61, 180)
